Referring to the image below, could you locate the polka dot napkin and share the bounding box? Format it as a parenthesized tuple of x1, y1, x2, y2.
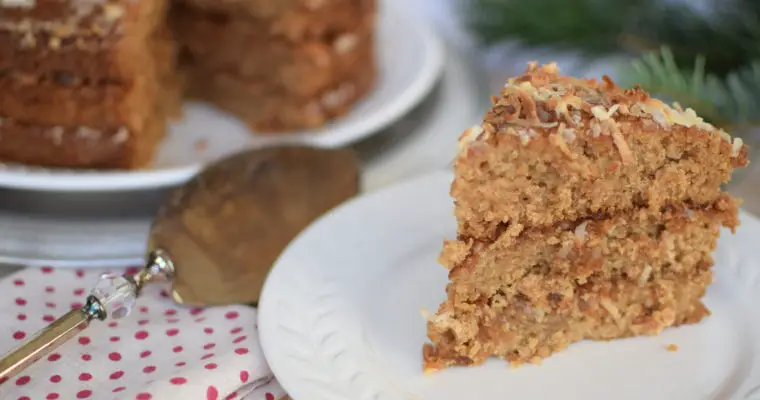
(0, 267, 287, 400)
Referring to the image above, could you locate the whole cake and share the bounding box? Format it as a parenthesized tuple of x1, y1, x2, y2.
(0, 0, 377, 169)
(423, 62, 748, 372)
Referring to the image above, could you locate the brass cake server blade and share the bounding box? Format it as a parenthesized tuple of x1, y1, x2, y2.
(0, 146, 360, 382)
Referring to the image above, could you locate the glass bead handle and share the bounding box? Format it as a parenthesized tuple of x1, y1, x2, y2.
(0, 250, 175, 383)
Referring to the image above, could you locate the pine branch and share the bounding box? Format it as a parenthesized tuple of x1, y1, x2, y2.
(466, 0, 760, 76)
(618, 47, 760, 128)
(465, 0, 653, 53)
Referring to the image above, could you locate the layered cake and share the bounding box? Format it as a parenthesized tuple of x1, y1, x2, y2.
(423, 63, 748, 372)
(0, 0, 180, 169)
(0, 0, 377, 169)
(171, 0, 377, 132)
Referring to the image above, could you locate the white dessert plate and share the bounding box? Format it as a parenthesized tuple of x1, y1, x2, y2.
(0, 0, 443, 192)
(259, 170, 760, 400)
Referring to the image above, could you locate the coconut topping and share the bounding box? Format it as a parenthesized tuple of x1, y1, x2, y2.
(457, 62, 745, 162)
(0, 0, 128, 48)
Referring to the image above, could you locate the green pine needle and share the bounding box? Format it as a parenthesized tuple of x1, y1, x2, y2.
(619, 47, 760, 128)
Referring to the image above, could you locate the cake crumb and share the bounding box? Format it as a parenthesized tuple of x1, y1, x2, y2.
(666, 344, 679, 352)
(194, 139, 208, 151)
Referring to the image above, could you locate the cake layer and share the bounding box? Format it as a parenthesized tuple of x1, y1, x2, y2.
(423, 266, 712, 372)
(173, 0, 374, 45)
(0, 110, 166, 169)
(0, 0, 170, 82)
(440, 196, 738, 304)
(178, 0, 375, 30)
(453, 63, 748, 240)
(183, 34, 375, 131)
(0, 77, 157, 129)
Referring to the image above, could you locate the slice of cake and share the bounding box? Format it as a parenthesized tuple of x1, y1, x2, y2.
(0, 0, 181, 169)
(170, 0, 377, 132)
(423, 62, 748, 372)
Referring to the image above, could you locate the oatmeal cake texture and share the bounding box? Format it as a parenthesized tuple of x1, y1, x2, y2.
(422, 62, 748, 372)
(0, 0, 181, 169)
(170, 0, 377, 132)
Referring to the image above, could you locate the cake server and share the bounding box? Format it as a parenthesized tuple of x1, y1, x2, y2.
(0, 145, 360, 384)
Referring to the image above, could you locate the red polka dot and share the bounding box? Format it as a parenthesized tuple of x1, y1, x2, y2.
(240, 370, 249, 383)
(170, 377, 187, 385)
(139, 306, 149, 313)
(50, 375, 62, 383)
(230, 327, 243, 334)
(108, 322, 118, 328)
(47, 353, 61, 362)
(207, 386, 219, 400)
(71, 302, 84, 309)
(160, 289, 170, 298)
(175, 361, 186, 367)
(136, 393, 152, 400)
(234, 348, 249, 355)
(204, 327, 214, 334)
(15, 376, 30, 386)
(203, 343, 216, 350)
(173, 346, 183, 353)
(0, 376, 7, 385)
(46, 393, 60, 400)
(201, 353, 214, 360)
(110, 336, 120, 342)
(13, 279, 24, 286)
(17, 397, 30, 400)
(17, 313, 26, 321)
(143, 365, 156, 374)
(15, 298, 26, 306)
(190, 308, 204, 315)
(112, 387, 126, 393)
(140, 350, 152, 358)
(204, 363, 217, 370)
(109, 371, 124, 380)
(108, 352, 122, 361)
(165, 309, 177, 316)
(265, 394, 275, 400)
(75, 269, 85, 278)
(45, 286, 55, 293)
(125, 266, 140, 275)
(233, 335, 247, 343)
(81, 354, 92, 361)
(78, 373, 92, 381)
(43, 315, 55, 322)
(138, 319, 149, 326)
(166, 328, 179, 337)
(226, 393, 238, 400)
(76, 390, 92, 399)
(45, 302, 56, 308)
(73, 288, 85, 296)
(225, 311, 239, 320)
(41, 266, 53, 274)
(78, 337, 90, 345)
(135, 331, 149, 340)
(13, 331, 26, 340)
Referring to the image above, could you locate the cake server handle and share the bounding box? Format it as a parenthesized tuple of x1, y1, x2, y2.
(0, 299, 100, 382)
(0, 250, 175, 383)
